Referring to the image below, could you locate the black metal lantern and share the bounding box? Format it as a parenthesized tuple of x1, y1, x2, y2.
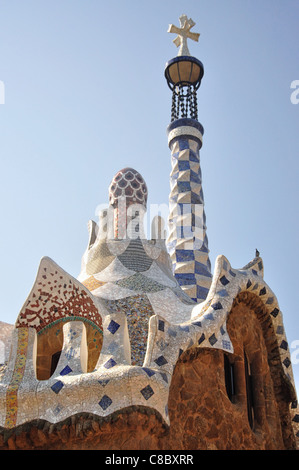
(165, 56, 204, 90)
(165, 56, 204, 122)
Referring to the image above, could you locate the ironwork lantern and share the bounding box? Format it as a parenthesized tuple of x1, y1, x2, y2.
(165, 56, 204, 122)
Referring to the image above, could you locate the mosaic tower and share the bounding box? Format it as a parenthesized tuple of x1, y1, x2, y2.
(165, 15, 212, 302)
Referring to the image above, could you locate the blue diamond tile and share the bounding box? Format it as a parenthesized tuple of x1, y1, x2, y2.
(158, 320, 165, 332)
(104, 358, 117, 369)
(211, 301, 223, 310)
(246, 280, 252, 289)
(266, 297, 274, 305)
(217, 289, 228, 297)
(60, 365, 72, 376)
(280, 340, 288, 350)
(220, 275, 229, 286)
(283, 357, 291, 368)
(142, 367, 156, 377)
(140, 385, 154, 400)
(270, 308, 279, 318)
(154, 355, 168, 367)
(107, 320, 120, 334)
(209, 334, 217, 346)
(98, 395, 112, 410)
(192, 320, 202, 327)
(198, 333, 205, 345)
(259, 287, 267, 296)
(51, 380, 64, 394)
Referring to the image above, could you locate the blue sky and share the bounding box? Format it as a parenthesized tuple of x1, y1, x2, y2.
(0, 0, 298, 392)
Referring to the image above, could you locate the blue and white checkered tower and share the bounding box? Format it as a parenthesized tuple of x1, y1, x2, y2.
(165, 15, 212, 303)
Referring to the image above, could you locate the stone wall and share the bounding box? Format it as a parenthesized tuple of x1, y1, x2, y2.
(0, 293, 296, 450)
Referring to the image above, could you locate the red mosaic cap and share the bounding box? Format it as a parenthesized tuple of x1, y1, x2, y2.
(109, 168, 148, 208)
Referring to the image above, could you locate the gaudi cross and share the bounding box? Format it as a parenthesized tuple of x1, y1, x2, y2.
(168, 14, 200, 56)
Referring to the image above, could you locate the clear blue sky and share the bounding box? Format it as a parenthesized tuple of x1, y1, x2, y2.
(0, 0, 298, 392)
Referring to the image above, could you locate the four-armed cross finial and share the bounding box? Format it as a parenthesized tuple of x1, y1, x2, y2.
(167, 14, 200, 56)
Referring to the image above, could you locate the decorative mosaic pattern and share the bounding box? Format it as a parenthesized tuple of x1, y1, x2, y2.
(109, 168, 148, 208)
(79, 226, 195, 365)
(116, 273, 165, 293)
(4, 328, 29, 428)
(15, 257, 103, 335)
(102, 295, 155, 366)
(84, 239, 115, 276)
(1, 250, 297, 448)
(167, 119, 212, 302)
(118, 238, 153, 272)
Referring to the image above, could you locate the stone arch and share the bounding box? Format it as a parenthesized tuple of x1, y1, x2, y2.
(35, 322, 63, 380)
(225, 291, 296, 449)
(34, 318, 103, 380)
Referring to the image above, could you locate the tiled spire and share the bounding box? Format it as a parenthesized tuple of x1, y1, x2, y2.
(165, 16, 212, 303)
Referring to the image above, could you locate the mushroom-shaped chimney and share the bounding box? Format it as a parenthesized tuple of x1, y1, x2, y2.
(108, 168, 148, 239)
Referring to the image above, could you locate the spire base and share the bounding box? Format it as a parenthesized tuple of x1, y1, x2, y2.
(167, 118, 204, 148)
